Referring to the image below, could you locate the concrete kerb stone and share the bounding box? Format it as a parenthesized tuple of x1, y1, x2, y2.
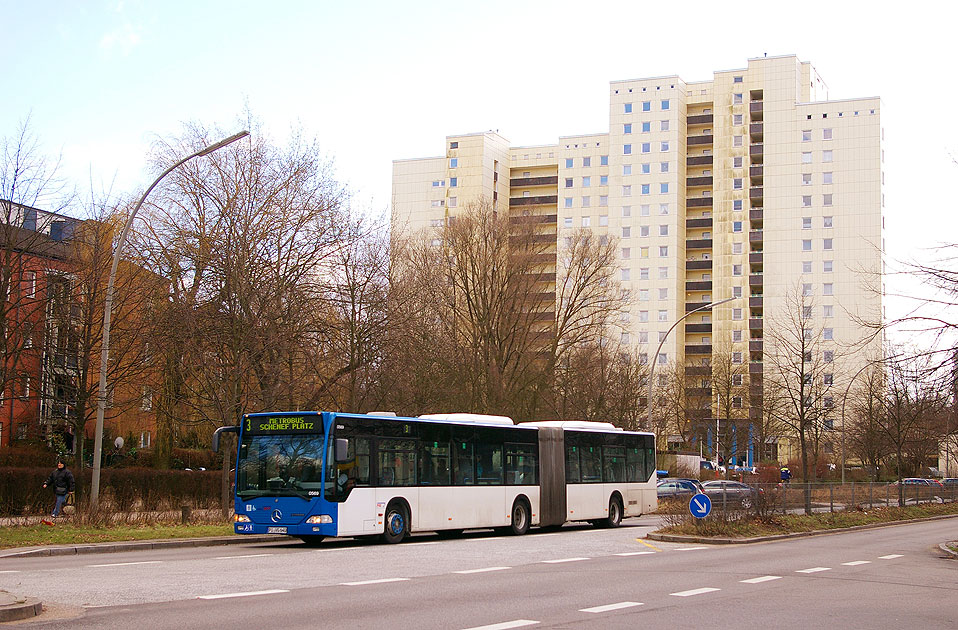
(0, 535, 279, 559)
(647, 512, 958, 545)
(0, 591, 42, 622)
(940, 542, 958, 558)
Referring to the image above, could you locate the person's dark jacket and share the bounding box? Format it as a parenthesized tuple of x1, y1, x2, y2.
(46, 467, 75, 496)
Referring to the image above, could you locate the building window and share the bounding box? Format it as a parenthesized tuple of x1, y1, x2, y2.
(449, 177, 457, 187)
(733, 93, 743, 104)
(659, 204, 669, 215)
(449, 142, 458, 149)
(732, 308, 743, 320)
(625, 103, 633, 113)
(823, 172, 833, 184)
(623, 164, 632, 175)
(622, 206, 632, 217)
(823, 283, 834, 296)
(659, 266, 669, 279)
(448, 197, 457, 208)
(659, 288, 669, 299)
(642, 101, 651, 111)
(660, 162, 669, 173)
(823, 260, 833, 273)
(565, 158, 574, 168)
(802, 261, 812, 273)
(802, 217, 812, 230)
(601, 155, 608, 166)
(823, 150, 833, 162)
(658, 310, 668, 322)
(623, 185, 632, 197)
(564, 197, 573, 209)
(660, 183, 669, 193)
(823, 305, 834, 318)
(564, 217, 573, 228)
(582, 216, 591, 227)
(732, 352, 742, 363)
(582, 196, 591, 208)
(639, 310, 649, 322)
(624, 144, 632, 155)
(661, 120, 670, 131)
(733, 135, 743, 147)
(640, 267, 650, 280)
(802, 195, 812, 207)
(622, 227, 631, 238)
(824, 373, 834, 386)
(641, 163, 651, 174)
(733, 286, 742, 298)
(661, 99, 670, 110)
(640, 225, 650, 237)
(141, 386, 153, 411)
(640, 205, 650, 216)
(599, 195, 608, 207)
(733, 200, 743, 211)
(802, 283, 813, 296)
(583, 157, 591, 167)
(802, 173, 812, 185)
(641, 121, 651, 133)
(641, 184, 650, 195)
(802, 240, 812, 251)
(565, 178, 574, 188)
(732, 242, 743, 254)
(732, 264, 742, 276)
(823, 238, 833, 251)
(733, 221, 743, 233)
(659, 225, 669, 236)
(823, 128, 833, 140)
(802, 130, 812, 142)
(450, 158, 458, 168)
(600, 175, 609, 186)
(582, 176, 591, 187)
(599, 214, 609, 226)
(624, 123, 633, 134)
(733, 156, 743, 168)
(641, 143, 651, 154)
(621, 268, 631, 281)
(660, 141, 669, 152)
(621, 332, 630, 344)
(802, 152, 812, 164)
(823, 194, 833, 206)
(621, 247, 630, 259)
(432, 180, 445, 187)
(658, 246, 668, 257)
(823, 216, 833, 228)
(733, 114, 743, 125)
(824, 350, 834, 363)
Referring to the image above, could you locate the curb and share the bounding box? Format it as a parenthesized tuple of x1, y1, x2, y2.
(647, 513, 958, 545)
(0, 535, 280, 559)
(940, 542, 958, 558)
(0, 593, 42, 623)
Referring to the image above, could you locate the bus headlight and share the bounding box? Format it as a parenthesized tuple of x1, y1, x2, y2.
(234, 514, 251, 523)
(306, 515, 333, 524)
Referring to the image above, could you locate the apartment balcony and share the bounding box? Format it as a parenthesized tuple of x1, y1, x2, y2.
(510, 214, 558, 224)
(686, 217, 713, 229)
(686, 259, 713, 271)
(749, 208, 764, 221)
(686, 301, 711, 312)
(749, 230, 763, 243)
(749, 339, 763, 353)
(687, 197, 713, 208)
(687, 176, 713, 187)
(685, 322, 712, 333)
(511, 234, 557, 244)
(509, 195, 558, 207)
(687, 134, 714, 146)
(749, 362, 764, 375)
(749, 144, 764, 157)
(685, 387, 712, 398)
(509, 176, 558, 188)
(750, 89, 764, 101)
(687, 113, 714, 126)
(749, 122, 764, 141)
(749, 296, 764, 309)
(686, 344, 712, 355)
(750, 101, 764, 119)
(686, 280, 713, 291)
(686, 238, 713, 249)
(749, 187, 763, 201)
(748, 273, 764, 287)
(749, 318, 764, 331)
(749, 407, 762, 420)
(687, 155, 713, 167)
(749, 165, 763, 183)
(686, 365, 712, 376)
(749, 252, 763, 264)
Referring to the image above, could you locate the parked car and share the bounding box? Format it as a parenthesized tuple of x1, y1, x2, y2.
(891, 478, 945, 490)
(701, 480, 761, 509)
(942, 478, 958, 487)
(656, 478, 705, 500)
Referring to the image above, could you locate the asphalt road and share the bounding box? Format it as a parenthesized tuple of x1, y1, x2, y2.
(2, 515, 955, 629)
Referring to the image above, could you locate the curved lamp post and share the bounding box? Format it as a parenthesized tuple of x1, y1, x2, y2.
(646, 296, 739, 436)
(89, 131, 249, 507)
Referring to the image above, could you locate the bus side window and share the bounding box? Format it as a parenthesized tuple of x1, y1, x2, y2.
(565, 444, 581, 483)
(453, 441, 475, 485)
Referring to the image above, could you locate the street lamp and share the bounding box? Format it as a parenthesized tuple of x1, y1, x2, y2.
(646, 296, 739, 437)
(89, 130, 250, 507)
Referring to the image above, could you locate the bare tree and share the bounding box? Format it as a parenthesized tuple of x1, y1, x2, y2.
(711, 340, 750, 464)
(844, 367, 889, 480)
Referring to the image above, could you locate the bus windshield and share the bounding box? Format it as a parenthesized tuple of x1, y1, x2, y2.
(237, 433, 326, 500)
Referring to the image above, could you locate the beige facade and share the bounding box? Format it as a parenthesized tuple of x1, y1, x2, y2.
(392, 55, 884, 465)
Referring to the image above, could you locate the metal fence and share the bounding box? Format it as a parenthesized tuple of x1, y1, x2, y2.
(705, 481, 958, 515)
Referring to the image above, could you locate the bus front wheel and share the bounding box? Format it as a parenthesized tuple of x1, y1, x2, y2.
(604, 496, 623, 528)
(509, 498, 530, 536)
(298, 535, 325, 546)
(382, 502, 409, 544)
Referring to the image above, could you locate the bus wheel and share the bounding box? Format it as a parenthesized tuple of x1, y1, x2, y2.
(382, 502, 409, 544)
(509, 499, 530, 536)
(604, 496, 623, 528)
(298, 535, 325, 546)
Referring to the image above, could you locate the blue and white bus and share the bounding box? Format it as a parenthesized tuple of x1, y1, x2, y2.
(213, 411, 656, 544)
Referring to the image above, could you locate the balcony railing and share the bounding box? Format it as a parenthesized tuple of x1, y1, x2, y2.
(749, 187, 763, 200)
(509, 176, 558, 187)
(749, 230, 764, 242)
(510, 214, 557, 224)
(685, 323, 712, 333)
(749, 252, 763, 264)
(686, 217, 713, 229)
(749, 208, 764, 221)
(749, 296, 764, 308)
(749, 362, 764, 374)
(686, 280, 713, 291)
(686, 176, 713, 187)
(686, 238, 713, 249)
(687, 114, 714, 125)
(749, 144, 764, 156)
(749, 318, 764, 330)
(687, 155, 713, 167)
(749, 273, 764, 286)
(509, 195, 557, 206)
(749, 340, 763, 353)
(686, 259, 713, 270)
(686, 344, 712, 355)
(687, 134, 714, 146)
(686, 301, 712, 312)
(687, 197, 713, 208)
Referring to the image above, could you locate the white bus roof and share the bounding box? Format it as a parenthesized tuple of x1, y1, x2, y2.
(521, 421, 624, 431)
(418, 413, 515, 426)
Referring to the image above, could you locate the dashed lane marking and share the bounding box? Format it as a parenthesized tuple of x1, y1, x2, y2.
(461, 620, 540, 630)
(615, 551, 656, 556)
(0, 570, 20, 574)
(467, 537, 506, 542)
(671, 587, 720, 597)
(674, 547, 708, 551)
(455, 567, 512, 574)
(580, 601, 644, 613)
(198, 589, 289, 600)
(740, 576, 782, 584)
(878, 554, 903, 559)
(214, 554, 274, 560)
(340, 578, 410, 586)
(796, 567, 831, 573)
(842, 561, 871, 566)
(542, 557, 590, 564)
(87, 561, 162, 568)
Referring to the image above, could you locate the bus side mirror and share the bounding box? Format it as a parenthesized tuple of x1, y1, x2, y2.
(213, 425, 240, 452)
(335, 438, 349, 462)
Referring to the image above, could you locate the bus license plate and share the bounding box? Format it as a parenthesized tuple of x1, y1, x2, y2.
(267, 527, 287, 534)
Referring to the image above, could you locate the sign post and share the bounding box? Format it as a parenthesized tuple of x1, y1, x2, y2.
(689, 493, 712, 519)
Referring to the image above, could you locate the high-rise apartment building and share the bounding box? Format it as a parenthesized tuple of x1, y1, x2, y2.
(392, 55, 883, 465)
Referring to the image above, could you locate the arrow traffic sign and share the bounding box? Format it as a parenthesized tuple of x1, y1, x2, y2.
(689, 493, 712, 519)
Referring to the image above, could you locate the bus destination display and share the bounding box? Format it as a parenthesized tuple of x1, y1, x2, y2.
(244, 415, 320, 434)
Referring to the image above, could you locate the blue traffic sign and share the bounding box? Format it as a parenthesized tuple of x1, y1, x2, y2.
(689, 493, 712, 519)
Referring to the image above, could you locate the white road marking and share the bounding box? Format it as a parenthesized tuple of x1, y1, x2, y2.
(455, 567, 512, 574)
(0, 570, 20, 574)
(462, 621, 539, 630)
(467, 537, 505, 542)
(87, 561, 162, 568)
(842, 561, 871, 566)
(671, 587, 720, 597)
(674, 546, 708, 551)
(740, 576, 782, 584)
(879, 554, 903, 559)
(542, 557, 590, 564)
(580, 601, 644, 613)
(214, 553, 274, 560)
(796, 567, 831, 573)
(536, 533, 560, 537)
(198, 589, 289, 600)
(615, 551, 655, 556)
(340, 577, 410, 586)
(407, 541, 439, 546)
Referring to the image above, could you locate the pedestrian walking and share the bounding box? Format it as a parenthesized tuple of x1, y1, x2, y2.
(43, 459, 75, 517)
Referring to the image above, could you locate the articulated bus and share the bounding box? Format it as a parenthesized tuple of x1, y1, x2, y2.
(213, 411, 656, 544)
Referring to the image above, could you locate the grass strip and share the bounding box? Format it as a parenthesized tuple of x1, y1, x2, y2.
(656, 502, 958, 538)
(1, 523, 233, 549)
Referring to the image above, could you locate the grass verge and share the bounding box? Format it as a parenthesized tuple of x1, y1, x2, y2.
(0, 522, 233, 550)
(656, 502, 958, 538)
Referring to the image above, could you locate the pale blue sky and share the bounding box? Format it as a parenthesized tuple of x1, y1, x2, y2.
(4, 0, 958, 322)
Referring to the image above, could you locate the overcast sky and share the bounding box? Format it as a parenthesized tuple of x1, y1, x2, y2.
(4, 0, 957, 327)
